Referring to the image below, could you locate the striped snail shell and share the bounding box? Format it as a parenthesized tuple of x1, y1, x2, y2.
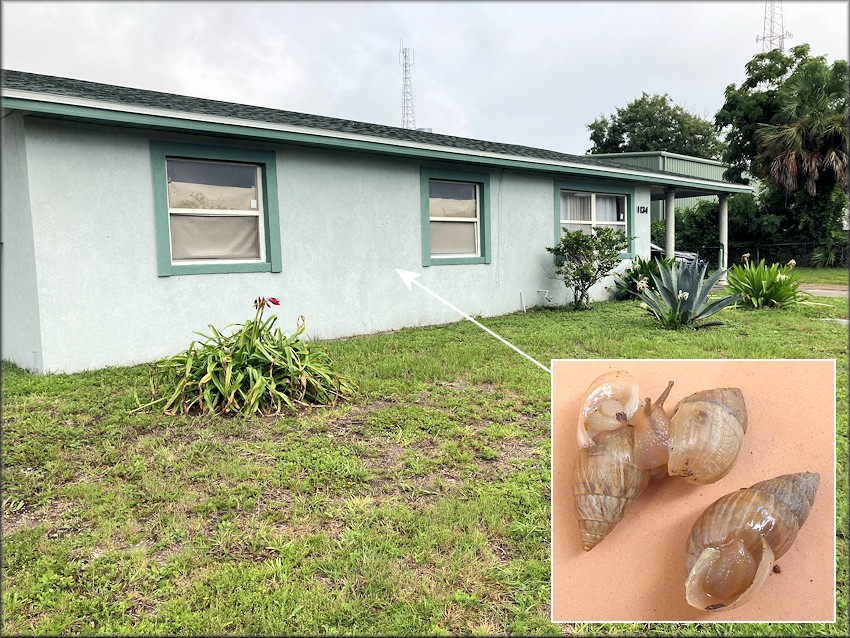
(573, 426, 650, 551)
(668, 388, 748, 484)
(685, 472, 819, 611)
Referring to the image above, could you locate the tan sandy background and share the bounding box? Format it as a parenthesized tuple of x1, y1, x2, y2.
(551, 359, 836, 622)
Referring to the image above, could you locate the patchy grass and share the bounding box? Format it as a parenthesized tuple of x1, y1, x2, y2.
(2, 295, 847, 635)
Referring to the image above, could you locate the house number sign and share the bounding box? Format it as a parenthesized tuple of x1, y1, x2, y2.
(636, 206, 649, 214)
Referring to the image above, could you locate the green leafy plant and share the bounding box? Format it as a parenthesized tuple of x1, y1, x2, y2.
(546, 227, 630, 310)
(614, 254, 675, 299)
(636, 259, 739, 329)
(726, 257, 805, 309)
(2, 497, 25, 514)
(811, 238, 847, 268)
(141, 297, 356, 416)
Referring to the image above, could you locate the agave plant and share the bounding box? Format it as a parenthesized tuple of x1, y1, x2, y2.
(614, 254, 676, 300)
(636, 259, 739, 329)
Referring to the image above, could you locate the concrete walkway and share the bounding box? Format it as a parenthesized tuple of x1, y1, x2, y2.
(797, 283, 848, 298)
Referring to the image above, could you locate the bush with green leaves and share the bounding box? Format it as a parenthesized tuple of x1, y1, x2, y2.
(614, 254, 675, 299)
(547, 226, 630, 310)
(811, 234, 848, 268)
(636, 259, 739, 329)
(143, 297, 356, 416)
(726, 257, 805, 309)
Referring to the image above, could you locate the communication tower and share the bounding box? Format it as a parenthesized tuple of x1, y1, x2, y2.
(399, 39, 416, 129)
(756, 0, 793, 52)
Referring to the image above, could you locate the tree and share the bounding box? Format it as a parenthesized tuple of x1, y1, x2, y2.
(753, 56, 848, 198)
(715, 46, 811, 183)
(715, 44, 849, 252)
(587, 92, 725, 160)
(546, 227, 629, 310)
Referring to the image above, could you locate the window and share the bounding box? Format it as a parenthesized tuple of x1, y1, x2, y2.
(151, 142, 281, 276)
(554, 181, 635, 258)
(560, 191, 627, 235)
(420, 168, 490, 266)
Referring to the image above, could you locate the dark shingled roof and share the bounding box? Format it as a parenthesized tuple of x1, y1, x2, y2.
(2, 69, 724, 182)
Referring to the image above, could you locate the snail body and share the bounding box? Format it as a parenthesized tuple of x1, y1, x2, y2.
(573, 426, 650, 551)
(629, 380, 674, 471)
(685, 472, 819, 611)
(668, 388, 747, 484)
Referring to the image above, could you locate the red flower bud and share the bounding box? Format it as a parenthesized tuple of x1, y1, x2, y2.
(268, 297, 280, 306)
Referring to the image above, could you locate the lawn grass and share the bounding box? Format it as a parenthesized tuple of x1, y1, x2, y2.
(792, 266, 849, 286)
(2, 295, 847, 635)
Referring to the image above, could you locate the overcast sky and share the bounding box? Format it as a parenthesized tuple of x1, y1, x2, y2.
(2, 1, 847, 155)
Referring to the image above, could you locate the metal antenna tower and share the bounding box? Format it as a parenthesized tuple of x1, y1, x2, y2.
(756, 0, 792, 52)
(399, 39, 415, 129)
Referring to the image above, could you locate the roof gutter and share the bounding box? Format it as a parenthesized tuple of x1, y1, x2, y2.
(1, 89, 752, 194)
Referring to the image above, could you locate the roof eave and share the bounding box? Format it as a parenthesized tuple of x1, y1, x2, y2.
(1, 90, 753, 194)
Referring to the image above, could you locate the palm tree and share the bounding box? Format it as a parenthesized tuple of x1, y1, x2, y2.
(753, 58, 849, 197)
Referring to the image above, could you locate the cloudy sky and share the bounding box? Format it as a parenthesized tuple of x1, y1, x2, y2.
(2, 1, 847, 155)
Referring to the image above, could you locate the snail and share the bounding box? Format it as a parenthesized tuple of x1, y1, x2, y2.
(684, 472, 819, 611)
(573, 425, 650, 551)
(572, 372, 750, 550)
(668, 388, 748, 484)
(573, 373, 671, 550)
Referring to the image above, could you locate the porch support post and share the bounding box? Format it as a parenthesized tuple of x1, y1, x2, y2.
(664, 188, 676, 259)
(718, 193, 730, 285)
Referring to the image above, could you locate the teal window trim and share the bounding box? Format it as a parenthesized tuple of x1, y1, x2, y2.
(553, 179, 636, 259)
(150, 141, 282, 276)
(420, 167, 491, 267)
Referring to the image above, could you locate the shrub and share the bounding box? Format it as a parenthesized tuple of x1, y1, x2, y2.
(636, 259, 739, 329)
(547, 227, 630, 310)
(615, 255, 675, 300)
(726, 257, 804, 309)
(811, 237, 847, 268)
(144, 297, 356, 416)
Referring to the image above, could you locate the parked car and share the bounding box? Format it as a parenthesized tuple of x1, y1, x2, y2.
(649, 243, 708, 271)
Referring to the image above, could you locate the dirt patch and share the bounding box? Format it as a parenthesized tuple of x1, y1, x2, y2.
(148, 541, 186, 566)
(354, 424, 541, 507)
(268, 517, 347, 542)
(321, 399, 395, 436)
(487, 536, 512, 565)
(434, 379, 500, 394)
(3, 498, 78, 536)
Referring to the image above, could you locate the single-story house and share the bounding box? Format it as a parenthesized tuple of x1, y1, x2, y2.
(1, 70, 752, 373)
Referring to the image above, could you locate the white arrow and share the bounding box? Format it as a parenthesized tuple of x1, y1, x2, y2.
(395, 269, 551, 374)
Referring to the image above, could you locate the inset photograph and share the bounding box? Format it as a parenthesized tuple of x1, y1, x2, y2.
(551, 359, 835, 622)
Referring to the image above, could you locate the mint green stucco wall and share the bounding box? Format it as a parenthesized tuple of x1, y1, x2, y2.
(6, 118, 653, 373)
(1, 112, 43, 371)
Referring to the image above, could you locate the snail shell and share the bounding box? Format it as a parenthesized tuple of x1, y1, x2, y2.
(573, 426, 650, 551)
(577, 371, 640, 448)
(685, 472, 819, 611)
(668, 388, 747, 484)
